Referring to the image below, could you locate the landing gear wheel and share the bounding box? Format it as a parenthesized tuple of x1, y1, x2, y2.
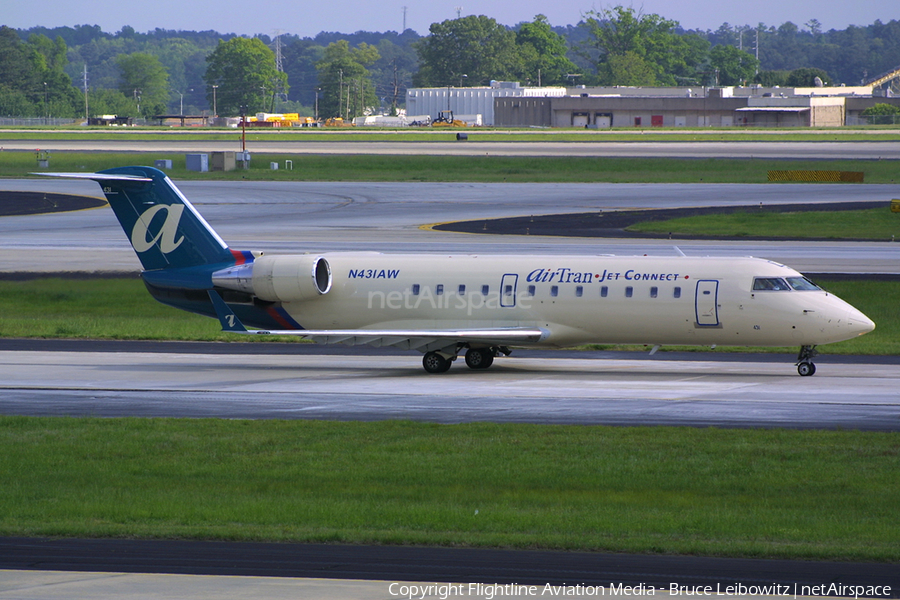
(797, 362, 816, 377)
(796, 345, 819, 377)
(465, 348, 494, 370)
(423, 351, 452, 374)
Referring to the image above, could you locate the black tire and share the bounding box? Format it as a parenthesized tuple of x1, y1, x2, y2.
(423, 351, 452, 373)
(465, 348, 494, 370)
(797, 362, 816, 377)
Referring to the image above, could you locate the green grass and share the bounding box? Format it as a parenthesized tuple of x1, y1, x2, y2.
(0, 277, 896, 354)
(0, 417, 896, 561)
(628, 207, 900, 240)
(3, 127, 900, 143)
(0, 277, 231, 341)
(3, 151, 900, 183)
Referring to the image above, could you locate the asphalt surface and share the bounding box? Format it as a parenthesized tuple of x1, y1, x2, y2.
(2, 175, 898, 593)
(436, 201, 893, 241)
(2, 537, 899, 591)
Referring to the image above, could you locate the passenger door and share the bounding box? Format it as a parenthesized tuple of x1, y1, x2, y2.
(695, 280, 719, 326)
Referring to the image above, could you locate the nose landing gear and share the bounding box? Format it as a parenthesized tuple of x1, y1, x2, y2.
(796, 345, 819, 377)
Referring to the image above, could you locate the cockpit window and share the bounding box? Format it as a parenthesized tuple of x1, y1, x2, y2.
(752, 277, 791, 291)
(786, 276, 821, 291)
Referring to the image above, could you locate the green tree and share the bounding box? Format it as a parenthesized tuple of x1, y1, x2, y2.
(861, 103, 900, 125)
(786, 67, 831, 86)
(515, 15, 578, 86)
(708, 44, 759, 85)
(413, 15, 523, 87)
(0, 27, 82, 117)
(87, 88, 138, 117)
(27, 33, 82, 117)
(582, 6, 705, 86)
(598, 51, 657, 85)
(315, 40, 379, 120)
(116, 52, 169, 116)
(755, 70, 790, 86)
(204, 37, 287, 116)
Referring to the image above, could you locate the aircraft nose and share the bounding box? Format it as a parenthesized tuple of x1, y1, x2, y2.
(846, 307, 875, 336)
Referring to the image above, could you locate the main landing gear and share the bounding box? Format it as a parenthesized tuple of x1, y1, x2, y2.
(796, 345, 818, 377)
(422, 346, 510, 373)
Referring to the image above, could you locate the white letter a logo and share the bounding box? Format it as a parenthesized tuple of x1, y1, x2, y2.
(131, 204, 185, 254)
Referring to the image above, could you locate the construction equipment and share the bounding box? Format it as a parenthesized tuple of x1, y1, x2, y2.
(324, 117, 354, 127)
(431, 110, 467, 127)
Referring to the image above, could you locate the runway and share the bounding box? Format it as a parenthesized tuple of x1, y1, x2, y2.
(1, 179, 899, 274)
(1, 173, 898, 594)
(1, 341, 898, 430)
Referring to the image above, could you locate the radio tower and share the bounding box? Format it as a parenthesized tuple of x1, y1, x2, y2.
(402, 6, 407, 31)
(273, 29, 284, 74)
(272, 30, 287, 102)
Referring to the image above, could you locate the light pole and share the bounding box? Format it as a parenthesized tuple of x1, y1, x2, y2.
(211, 84, 218, 116)
(315, 87, 320, 121)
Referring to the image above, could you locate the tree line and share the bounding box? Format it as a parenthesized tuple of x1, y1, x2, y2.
(3, 9, 899, 121)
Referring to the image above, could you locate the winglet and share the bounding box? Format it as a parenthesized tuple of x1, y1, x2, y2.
(208, 290, 248, 333)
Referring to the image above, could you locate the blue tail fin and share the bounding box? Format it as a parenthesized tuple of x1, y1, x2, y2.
(89, 166, 234, 270)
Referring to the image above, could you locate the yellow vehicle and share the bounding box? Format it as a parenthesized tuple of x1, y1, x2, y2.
(431, 110, 467, 127)
(324, 117, 354, 127)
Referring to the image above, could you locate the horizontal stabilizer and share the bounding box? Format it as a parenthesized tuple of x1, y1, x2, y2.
(32, 172, 153, 182)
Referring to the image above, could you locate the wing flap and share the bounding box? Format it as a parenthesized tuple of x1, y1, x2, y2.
(207, 291, 549, 348)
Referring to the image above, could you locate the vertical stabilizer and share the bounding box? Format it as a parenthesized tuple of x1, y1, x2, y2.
(38, 166, 234, 270)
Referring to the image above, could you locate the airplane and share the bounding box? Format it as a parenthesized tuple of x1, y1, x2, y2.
(36, 166, 875, 375)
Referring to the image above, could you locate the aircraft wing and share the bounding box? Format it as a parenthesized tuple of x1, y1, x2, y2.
(208, 291, 548, 352)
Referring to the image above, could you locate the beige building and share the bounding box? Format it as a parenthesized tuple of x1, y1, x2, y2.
(491, 85, 899, 128)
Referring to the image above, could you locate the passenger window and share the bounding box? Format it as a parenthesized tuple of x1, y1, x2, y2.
(625, 286, 633, 298)
(673, 286, 681, 298)
(526, 285, 535, 296)
(436, 284, 444, 295)
(481, 285, 489, 295)
(550, 286, 559, 297)
(412, 284, 420, 295)
(753, 277, 791, 291)
(650, 286, 658, 298)
(458, 284, 466, 295)
(576, 286, 583, 297)
(600, 286, 608, 298)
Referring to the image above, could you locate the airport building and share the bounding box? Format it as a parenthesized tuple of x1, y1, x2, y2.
(407, 82, 900, 128)
(405, 81, 566, 127)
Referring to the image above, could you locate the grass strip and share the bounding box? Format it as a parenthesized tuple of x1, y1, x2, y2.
(0, 277, 896, 354)
(627, 207, 900, 241)
(3, 152, 899, 184)
(0, 417, 897, 561)
(3, 128, 900, 142)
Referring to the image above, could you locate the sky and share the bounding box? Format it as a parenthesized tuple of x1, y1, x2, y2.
(3, 0, 896, 38)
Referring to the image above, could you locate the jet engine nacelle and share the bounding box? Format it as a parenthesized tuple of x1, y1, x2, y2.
(212, 255, 332, 302)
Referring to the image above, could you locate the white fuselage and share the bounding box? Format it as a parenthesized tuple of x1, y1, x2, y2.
(269, 254, 873, 349)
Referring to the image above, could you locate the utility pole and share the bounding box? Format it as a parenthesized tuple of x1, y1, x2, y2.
(82, 64, 89, 121)
(391, 62, 399, 115)
(754, 28, 760, 74)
